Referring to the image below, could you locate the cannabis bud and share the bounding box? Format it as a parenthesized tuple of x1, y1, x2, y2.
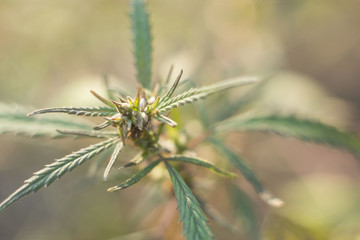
(91, 70, 183, 143)
(93, 88, 156, 142)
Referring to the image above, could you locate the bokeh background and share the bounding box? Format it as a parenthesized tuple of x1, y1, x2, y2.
(1, 0, 360, 239)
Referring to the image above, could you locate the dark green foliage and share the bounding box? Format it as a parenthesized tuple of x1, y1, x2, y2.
(0, 104, 92, 138)
(156, 76, 258, 114)
(130, 0, 152, 89)
(108, 159, 161, 192)
(165, 155, 236, 178)
(209, 138, 283, 207)
(118, 152, 145, 169)
(230, 185, 260, 240)
(0, 0, 359, 239)
(0, 138, 119, 212)
(165, 161, 215, 240)
(216, 115, 360, 158)
(0, 67, 258, 222)
(209, 138, 264, 193)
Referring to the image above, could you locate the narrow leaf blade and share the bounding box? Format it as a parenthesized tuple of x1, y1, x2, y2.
(166, 155, 236, 178)
(165, 161, 214, 240)
(156, 76, 257, 113)
(0, 138, 119, 212)
(28, 106, 118, 117)
(104, 142, 124, 181)
(230, 185, 260, 240)
(90, 90, 115, 107)
(214, 77, 270, 123)
(156, 70, 183, 107)
(216, 115, 360, 159)
(118, 152, 145, 169)
(153, 114, 177, 127)
(130, 0, 152, 89)
(0, 104, 92, 138)
(108, 159, 161, 192)
(56, 129, 118, 139)
(209, 138, 283, 207)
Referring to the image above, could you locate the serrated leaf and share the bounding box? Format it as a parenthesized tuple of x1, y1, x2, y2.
(130, 0, 152, 89)
(28, 106, 118, 117)
(107, 159, 161, 192)
(156, 76, 257, 113)
(165, 161, 214, 240)
(0, 104, 92, 138)
(153, 114, 177, 127)
(209, 138, 283, 207)
(215, 115, 360, 159)
(166, 155, 236, 178)
(87, 146, 115, 178)
(0, 138, 120, 213)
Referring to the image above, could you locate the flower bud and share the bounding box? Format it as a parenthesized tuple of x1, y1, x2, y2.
(141, 112, 149, 124)
(140, 98, 147, 111)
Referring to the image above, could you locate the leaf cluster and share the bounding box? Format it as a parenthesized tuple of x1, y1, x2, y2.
(0, 0, 359, 239)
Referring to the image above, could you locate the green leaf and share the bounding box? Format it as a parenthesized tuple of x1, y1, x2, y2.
(90, 90, 115, 107)
(56, 129, 118, 139)
(230, 185, 260, 240)
(214, 77, 270, 123)
(93, 121, 112, 130)
(103, 142, 124, 181)
(87, 146, 115, 178)
(156, 70, 183, 107)
(0, 104, 92, 138)
(107, 159, 161, 192)
(0, 138, 120, 213)
(166, 155, 236, 178)
(209, 138, 283, 207)
(157, 64, 174, 96)
(156, 76, 257, 114)
(165, 161, 214, 240)
(118, 152, 146, 170)
(28, 106, 117, 117)
(153, 114, 177, 127)
(216, 115, 360, 159)
(130, 0, 152, 89)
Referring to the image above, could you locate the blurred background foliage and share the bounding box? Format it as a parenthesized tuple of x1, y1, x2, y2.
(1, 0, 360, 239)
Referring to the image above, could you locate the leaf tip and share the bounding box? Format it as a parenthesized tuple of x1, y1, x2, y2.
(228, 173, 237, 178)
(260, 191, 284, 207)
(107, 186, 119, 192)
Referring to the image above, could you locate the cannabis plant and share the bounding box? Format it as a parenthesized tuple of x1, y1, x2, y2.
(1, 0, 360, 239)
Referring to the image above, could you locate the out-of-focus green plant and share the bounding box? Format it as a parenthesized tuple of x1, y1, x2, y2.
(1, 0, 360, 239)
